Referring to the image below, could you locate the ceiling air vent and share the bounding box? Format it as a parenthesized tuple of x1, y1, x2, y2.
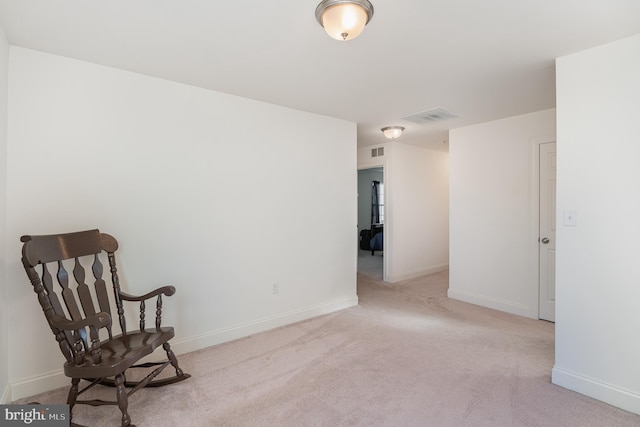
(402, 107, 461, 125)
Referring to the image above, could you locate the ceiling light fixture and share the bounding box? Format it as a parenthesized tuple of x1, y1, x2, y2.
(315, 0, 374, 41)
(381, 126, 405, 139)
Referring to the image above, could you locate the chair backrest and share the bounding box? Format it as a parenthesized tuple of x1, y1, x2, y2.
(21, 229, 128, 362)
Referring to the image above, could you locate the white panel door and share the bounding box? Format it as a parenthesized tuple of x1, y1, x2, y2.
(539, 142, 556, 322)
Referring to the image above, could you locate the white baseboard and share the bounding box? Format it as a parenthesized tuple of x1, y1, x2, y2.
(8, 296, 359, 401)
(447, 288, 535, 319)
(9, 369, 70, 402)
(171, 295, 358, 356)
(1, 382, 10, 404)
(552, 366, 640, 415)
(387, 264, 449, 283)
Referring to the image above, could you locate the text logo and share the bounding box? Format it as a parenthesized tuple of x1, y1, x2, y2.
(1, 405, 69, 426)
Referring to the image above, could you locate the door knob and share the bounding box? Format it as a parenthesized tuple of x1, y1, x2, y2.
(541, 237, 550, 244)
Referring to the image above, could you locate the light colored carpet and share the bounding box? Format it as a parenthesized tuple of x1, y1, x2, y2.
(14, 271, 640, 426)
(357, 249, 382, 280)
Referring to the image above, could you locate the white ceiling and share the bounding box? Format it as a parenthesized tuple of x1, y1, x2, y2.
(1, 0, 639, 152)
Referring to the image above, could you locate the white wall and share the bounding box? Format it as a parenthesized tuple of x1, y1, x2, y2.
(6, 47, 358, 399)
(358, 142, 449, 283)
(0, 22, 9, 404)
(449, 109, 556, 318)
(387, 143, 449, 282)
(553, 34, 640, 414)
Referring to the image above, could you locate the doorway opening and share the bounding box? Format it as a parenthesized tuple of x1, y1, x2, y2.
(357, 167, 384, 281)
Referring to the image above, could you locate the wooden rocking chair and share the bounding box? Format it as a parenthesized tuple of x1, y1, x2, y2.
(21, 229, 190, 426)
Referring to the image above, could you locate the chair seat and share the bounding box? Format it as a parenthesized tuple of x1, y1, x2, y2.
(64, 327, 175, 378)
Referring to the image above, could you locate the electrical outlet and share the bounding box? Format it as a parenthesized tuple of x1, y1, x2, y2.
(564, 209, 577, 226)
(272, 283, 279, 295)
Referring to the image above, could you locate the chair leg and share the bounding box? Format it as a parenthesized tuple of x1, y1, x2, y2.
(114, 373, 132, 427)
(163, 342, 184, 376)
(67, 378, 80, 424)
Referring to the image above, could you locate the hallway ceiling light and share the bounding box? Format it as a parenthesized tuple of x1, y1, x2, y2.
(381, 126, 405, 139)
(315, 0, 374, 41)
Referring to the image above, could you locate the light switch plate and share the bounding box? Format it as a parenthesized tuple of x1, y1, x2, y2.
(564, 209, 577, 226)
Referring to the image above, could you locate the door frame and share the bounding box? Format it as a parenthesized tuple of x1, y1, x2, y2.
(530, 136, 557, 319)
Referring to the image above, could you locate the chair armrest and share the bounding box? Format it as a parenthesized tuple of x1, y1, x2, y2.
(50, 313, 110, 365)
(120, 286, 176, 332)
(119, 285, 176, 302)
(49, 312, 111, 331)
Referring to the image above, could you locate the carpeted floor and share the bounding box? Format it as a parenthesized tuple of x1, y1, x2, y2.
(14, 271, 640, 426)
(357, 249, 383, 280)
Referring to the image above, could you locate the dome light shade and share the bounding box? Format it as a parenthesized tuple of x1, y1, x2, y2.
(381, 126, 405, 139)
(316, 0, 374, 41)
